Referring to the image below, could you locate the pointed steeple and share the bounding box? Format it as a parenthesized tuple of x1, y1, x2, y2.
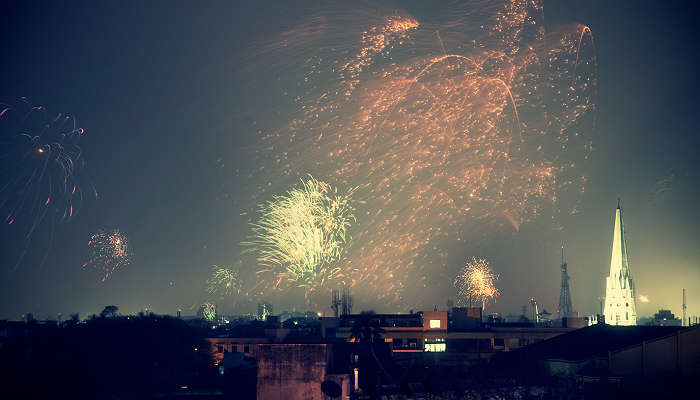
(604, 202, 637, 325)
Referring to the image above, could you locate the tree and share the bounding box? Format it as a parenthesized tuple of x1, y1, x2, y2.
(349, 315, 384, 344)
(100, 305, 119, 318)
(349, 314, 392, 390)
(62, 312, 80, 327)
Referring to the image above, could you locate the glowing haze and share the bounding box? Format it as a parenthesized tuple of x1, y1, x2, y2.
(2, 1, 698, 320)
(247, 0, 596, 307)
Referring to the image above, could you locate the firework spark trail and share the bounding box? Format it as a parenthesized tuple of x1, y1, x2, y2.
(454, 257, 500, 309)
(249, 0, 596, 304)
(83, 229, 132, 282)
(206, 265, 242, 298)
(1, 98, 96, 268)
(243, 176, 356, 295)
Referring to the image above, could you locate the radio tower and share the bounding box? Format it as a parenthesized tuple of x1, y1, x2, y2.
(341, 287, 353, 316)
(331, 289, 340, 318)
(558, 244, 574, 319)
(683, 288, 687, 327)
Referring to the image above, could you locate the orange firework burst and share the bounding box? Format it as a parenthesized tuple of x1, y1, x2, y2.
(455, 257, 500, 309)
(248, 0, 596, 305)
(83, 229, 132, 282)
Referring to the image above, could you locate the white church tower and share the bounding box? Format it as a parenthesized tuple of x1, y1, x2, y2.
(604, 202, 637, 326)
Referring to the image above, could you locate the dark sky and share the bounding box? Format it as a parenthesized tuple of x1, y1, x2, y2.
(1, 0, 699, 320)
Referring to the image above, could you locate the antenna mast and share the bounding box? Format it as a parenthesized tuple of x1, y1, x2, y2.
(683, 288, 687, 327)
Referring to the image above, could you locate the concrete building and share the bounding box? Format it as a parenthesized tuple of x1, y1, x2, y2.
(609, 324, 700, 378)
(207, 308, 586, 398)
(643, 309, 683, 326)
(604, 203, 637, 326)
(327, 309, 575, 357)
(209, 308, 579, 365)
(256, 343, 351, 400)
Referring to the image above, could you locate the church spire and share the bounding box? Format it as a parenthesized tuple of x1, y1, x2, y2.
(604, 202, 637, 325)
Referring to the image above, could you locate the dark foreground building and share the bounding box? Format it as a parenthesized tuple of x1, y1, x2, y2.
(493, 323, 700, 399)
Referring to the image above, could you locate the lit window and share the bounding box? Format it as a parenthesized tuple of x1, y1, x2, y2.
(429, 319, 441, 329)
(424, 343, 446, 352)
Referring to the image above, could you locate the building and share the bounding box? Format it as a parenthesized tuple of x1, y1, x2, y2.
(609, 324, 700, 378)
(327, 309, 576, 357)
(604, 203, 637, 326)
(645, 309, 682, 326)
(209, 308, 579, 365)
(495, 324, 699, 398)
(256, 343, 351, 400)
(207, 308, 585, 398)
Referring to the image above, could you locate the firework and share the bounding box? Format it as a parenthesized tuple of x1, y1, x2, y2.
(206, 266, 241, 298)
(247, 0, 596, 304)
(454, 257, 500, 309)
(638, 294, 650, 303)
(243, 176, 356, 293)
(1, 98, 95, 266)
(201, 302, 216, 321)
(83, 229, 132, 282)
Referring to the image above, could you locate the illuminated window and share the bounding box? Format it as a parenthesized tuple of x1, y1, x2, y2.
(424, 343, 446, 352)
(425, 338, 445, 352)
(429, 319, 441, 329)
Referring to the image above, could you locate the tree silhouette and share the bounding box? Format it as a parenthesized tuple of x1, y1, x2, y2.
(99, 305, 119, 318)
(349, 314, 392, 390)
(349, 315, 384, 344)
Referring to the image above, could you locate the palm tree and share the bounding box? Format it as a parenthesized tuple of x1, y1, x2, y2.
(348, 313, 392, 388)
(349, 315, 385, 344)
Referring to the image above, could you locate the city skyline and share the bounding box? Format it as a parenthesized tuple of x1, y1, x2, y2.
(1, 0, 699, 321)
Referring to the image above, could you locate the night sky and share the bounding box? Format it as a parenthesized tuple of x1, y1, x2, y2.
(1, 0, 699, 321)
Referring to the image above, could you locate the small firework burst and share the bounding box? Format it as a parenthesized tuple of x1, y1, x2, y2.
(243, 175, 356, 293)
(454, 257, 500, 309)
(83, 229, 131, 282)
(206, 266, 241, 298)
(201, 302, 216, 321)
(638, 294, 649, 303)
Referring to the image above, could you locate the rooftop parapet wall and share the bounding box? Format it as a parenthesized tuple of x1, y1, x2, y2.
(256, 343, 329, 400)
